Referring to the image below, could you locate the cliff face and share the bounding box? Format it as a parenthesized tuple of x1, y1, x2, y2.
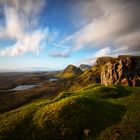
(101, 56, 140, 86)
(96, 57, 114, 65)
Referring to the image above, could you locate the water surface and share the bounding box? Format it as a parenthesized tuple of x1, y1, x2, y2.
(49, 78, 58, 81)
(11, 85, 36, 91)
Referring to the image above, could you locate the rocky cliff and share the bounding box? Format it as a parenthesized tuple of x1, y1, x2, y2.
(96, 56, 114, 65)
(101, 55, 140, 86)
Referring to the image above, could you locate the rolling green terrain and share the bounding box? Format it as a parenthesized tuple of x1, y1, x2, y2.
(0, 84, 140, 140)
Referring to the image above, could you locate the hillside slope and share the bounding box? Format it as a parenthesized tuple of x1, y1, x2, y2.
(0, 84, 140, 140)
(57, 64, 83, 78)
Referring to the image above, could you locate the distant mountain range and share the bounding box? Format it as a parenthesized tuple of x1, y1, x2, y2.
(0, 67, 48, 72)
(79, 64, 92, 71)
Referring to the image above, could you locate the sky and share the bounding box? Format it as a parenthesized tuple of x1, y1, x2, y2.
(0, 0, 140, 71)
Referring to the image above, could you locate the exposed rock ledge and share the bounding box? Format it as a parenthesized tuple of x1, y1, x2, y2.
(101, 55, 140, 86)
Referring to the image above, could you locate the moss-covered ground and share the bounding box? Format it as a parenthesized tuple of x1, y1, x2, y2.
(0, 84, 140, 140)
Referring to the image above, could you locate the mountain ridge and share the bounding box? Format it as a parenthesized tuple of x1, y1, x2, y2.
(57, 64, 83, 78)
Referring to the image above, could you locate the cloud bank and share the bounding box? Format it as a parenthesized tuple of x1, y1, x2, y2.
(0, 0, 139, 60)
(0, 0, 54, 56)
(62, 0, 140, 61)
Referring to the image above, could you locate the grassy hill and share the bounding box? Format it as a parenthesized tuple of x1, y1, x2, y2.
(0, 84, 140, 140)
(57, 65, 82, 79)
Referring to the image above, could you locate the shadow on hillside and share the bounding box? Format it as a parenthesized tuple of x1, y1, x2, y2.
(33, 98, 126, 140)
(99, 86, 131, 99)
(88, 101, 126, 139)
(0, 97, 126, 140)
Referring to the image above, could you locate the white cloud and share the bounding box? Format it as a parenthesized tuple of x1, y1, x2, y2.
(52, 43, 68, 49)
(0, 0, 56, 56)
(0, 28, 49, 56)
(62, 0, 140, 55)
(94, 47, 111, 57)
(77, 46, 140, 65)
(4, 7, 25, 39)
(77, 47, 111, 65)
(49, 50, 70, 58)
(49, 43, 71, 58)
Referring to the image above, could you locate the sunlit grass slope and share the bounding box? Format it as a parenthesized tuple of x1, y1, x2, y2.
(0, 85, 140, 140)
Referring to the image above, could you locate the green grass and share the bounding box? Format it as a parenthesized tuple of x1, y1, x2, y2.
(56, 72, 75, 79)
(77, 64, 102, 86)
(0, 84, 140, 140)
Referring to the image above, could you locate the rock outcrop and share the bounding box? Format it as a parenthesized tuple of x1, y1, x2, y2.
(96, 57, 114, 65)
(101, 56, 140, 86)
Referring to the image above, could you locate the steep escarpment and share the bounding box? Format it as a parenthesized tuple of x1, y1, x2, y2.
(77, 57, 115, 86)
(96, 56, 115, 65)
(101, 55, 140, 86)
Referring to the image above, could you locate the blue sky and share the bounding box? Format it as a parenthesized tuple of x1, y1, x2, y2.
(0, 0, 140, 71)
